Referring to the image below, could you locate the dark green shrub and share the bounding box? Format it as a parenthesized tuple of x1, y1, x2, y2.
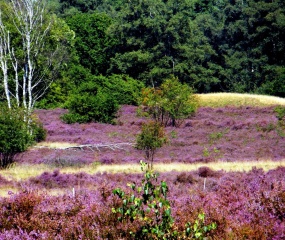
(0, 104, 46, 168)
(62, 74, 143, 124)
(61, 81, 119, 124)
(93, 74, 144, 106)
(140, 76, 199, 127)
(0, 106, 29, 168)
(30, 115, 47, 143)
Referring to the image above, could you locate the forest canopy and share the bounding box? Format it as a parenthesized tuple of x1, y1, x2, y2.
(1, 0, 284, 110)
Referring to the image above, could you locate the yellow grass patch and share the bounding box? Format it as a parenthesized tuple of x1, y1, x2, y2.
(198, 93, 285, 107)
(0, 164, 55, 181)
(81, 161, 285, 173)
(0, 161, 284, 197)
(35, 142, 79, 149)
(1, 161, 285, 182)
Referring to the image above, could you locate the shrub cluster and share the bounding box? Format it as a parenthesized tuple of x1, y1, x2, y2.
(62, 74, 144, 124)
(0, 104, 46, 168)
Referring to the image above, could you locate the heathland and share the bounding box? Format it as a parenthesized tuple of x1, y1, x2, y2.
(0, 93, 285, 239)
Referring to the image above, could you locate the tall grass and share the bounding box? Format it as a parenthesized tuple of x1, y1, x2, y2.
(198, 93, 285, 107)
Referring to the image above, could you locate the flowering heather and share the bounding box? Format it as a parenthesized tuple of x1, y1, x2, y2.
(0, 105, 283, 238)
(19, 105, 285, 164)
(0, 167, 284, 238)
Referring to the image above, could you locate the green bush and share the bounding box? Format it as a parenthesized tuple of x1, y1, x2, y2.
(93, 74, 144, 106)
(62, 74, 144, 124)
(140, 76, 199, 127)
(30, 115, 47, 143)
(62, 81, 119, 124)
(0, 104, 46, 168)
(112, 161, 217, 239)
(112, 161, 175, 239)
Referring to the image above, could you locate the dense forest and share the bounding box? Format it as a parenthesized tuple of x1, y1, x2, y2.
(1, 0, 285, 110)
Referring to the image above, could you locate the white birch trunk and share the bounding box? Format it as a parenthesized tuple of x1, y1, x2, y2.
(0, 14, 11, 108)
(10, 48, 20, 106)
(10, 0, 51, 113)
(1, 0, 64, 113)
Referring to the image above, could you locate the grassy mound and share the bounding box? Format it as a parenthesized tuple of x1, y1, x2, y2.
(199, 92, 285, 107)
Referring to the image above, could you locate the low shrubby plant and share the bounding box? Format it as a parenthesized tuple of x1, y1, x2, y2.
(139, 76, 199, 127)
(112, 161, 174, 239)
(112, 161, 216, 239)
(61, 74, 144, 124)
(184, 213, 217, 239)
(0, 104, 46, 168)
(274, 106, 285, 123)
(61, 82, 119, 124)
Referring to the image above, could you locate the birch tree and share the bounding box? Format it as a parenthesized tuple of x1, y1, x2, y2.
(0, 11, 11, 108)
(0, 0, 71, 113)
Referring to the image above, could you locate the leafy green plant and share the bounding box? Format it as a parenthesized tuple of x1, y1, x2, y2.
(93, 74, 144, 106)
(140, 76, 199, 127)
(112, 161, 217, 239)
(170, 130, 177, 139)
(61, 81, 119, 124)
(136, 122, 167, 170)
(208, 128, 229, 145)
(112, 161, 175, 239)
(184, 213, 217, 239)
(203, 147, 210, 158)
(0, 104, 46, 168)
(274, 106, 285, 122)
(273, 106, 285, 137)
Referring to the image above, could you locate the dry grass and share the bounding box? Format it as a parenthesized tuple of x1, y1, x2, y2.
(1, 161, 285, 182)
(198, 93, 285, 107)
(1, 161, 284, 197)
(85, 160, 285, 173)
(0, 164, 53, 181)
(35, 142, 79, 149)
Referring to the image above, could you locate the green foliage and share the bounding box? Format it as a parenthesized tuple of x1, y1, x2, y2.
(140, 77, 199, 127)
(258, 66, 285, 97)
(112, 161, 175, 239)
(61, 74, 143, 123)
(208, 128, 229, 145)
(37, 65, 94, 109)
(112, 161, 217, 239)
(61, 81, 118, 124)
(274, 106, 285, 122)
(184, 213, 217, 239)
(65, 12, 115, 75)
(108, 0, 218, 86)
(274, 106, 285, 135)
(92, 74, 144, 106)
(136, 122, 167, 169)
(0, 104, 46, 168)
(30, 115, 47, 143)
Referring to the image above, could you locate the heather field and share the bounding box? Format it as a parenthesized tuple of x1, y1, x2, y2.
(1, 95, 285, 239)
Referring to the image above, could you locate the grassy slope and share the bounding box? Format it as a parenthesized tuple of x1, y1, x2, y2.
(199, 92, 285, 107)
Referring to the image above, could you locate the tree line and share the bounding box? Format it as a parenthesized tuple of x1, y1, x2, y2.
(1, 0, 284, 111)
(54, 0, 285, 95)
